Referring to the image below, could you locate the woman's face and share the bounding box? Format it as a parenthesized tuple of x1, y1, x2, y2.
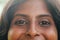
(8, 0, 58, 40)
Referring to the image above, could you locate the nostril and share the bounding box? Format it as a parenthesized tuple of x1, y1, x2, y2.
(26, 33, 40, 37)
(27, 34, 31, 37)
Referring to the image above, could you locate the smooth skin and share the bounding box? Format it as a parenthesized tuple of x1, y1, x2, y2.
(8, 0, 58, 40)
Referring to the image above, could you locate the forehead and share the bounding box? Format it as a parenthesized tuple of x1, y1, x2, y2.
(14, 0, 51, 17)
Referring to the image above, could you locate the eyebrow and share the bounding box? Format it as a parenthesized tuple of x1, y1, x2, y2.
(37, 14, 52, 18)
(14, 14, 29, 18)
(14, 14, 52, 18)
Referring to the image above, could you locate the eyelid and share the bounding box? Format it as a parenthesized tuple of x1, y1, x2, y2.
(38, 18, 50, 22)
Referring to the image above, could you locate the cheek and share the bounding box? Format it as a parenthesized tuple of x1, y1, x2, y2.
(44, 29, 58, 40)
(8, 28, 26, 40)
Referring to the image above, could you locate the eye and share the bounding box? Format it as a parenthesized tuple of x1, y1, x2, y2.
(15, 19, 28, 26)
(39, 19, 51, 27)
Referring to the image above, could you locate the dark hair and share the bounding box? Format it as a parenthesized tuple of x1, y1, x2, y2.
(0, 0, 60, 40)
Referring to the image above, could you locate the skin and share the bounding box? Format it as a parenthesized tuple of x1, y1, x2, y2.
(8, 0, 58, 40)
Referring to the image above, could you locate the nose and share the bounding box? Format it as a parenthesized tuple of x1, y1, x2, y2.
(26, 22, 39, 37)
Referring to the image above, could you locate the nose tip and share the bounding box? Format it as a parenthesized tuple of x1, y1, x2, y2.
(26, 29, 39, 37)
(27, 32, 39, 37)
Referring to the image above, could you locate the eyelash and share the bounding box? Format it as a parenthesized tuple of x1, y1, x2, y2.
(39, 20, 51, 27)
(15, 19, 28, 26)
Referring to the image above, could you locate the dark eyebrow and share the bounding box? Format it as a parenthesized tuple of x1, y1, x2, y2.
(14, 14, 52, 18)
(14, 14, 29, 18)
(37, 14, 52, 18)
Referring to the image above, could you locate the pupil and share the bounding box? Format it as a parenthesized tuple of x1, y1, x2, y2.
(19, 20, 24, 24)
(40, 21, 50, 25)
(42, 21, 47, 24)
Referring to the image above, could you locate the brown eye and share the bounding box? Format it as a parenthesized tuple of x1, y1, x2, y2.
(39, 19, 51, 27)
(15, 19, 28, 26)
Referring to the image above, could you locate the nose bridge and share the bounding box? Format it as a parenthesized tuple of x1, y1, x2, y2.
(31, 17, 36, 29)
(27, 17, 36, 33)
(30, 17, 36, 32)
(26, 18, 39, 37)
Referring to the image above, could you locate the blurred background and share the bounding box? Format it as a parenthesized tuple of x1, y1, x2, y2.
(0, 0, 10, 19)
